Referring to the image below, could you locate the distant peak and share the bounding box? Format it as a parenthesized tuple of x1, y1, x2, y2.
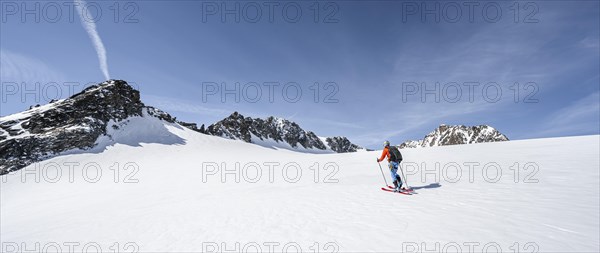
(205, 112, 363, 153)
(400, 124, 509, 149)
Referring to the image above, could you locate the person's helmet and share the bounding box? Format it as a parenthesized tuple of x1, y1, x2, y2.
(383, 140, 390, 147)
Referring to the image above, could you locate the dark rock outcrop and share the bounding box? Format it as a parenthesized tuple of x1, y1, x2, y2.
(206, 112, 363, 152)
(0, 80, 146, 174)
(325, 136, 362, 153)
(0, 80, 186, 175)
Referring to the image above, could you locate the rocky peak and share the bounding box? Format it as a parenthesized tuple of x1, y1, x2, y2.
(325, 136, 362, 153)
(0, 80, 167, 175)
(205, 112, 363, 153)
(400, 124, 509, 149)
(0, 81, 366, 175)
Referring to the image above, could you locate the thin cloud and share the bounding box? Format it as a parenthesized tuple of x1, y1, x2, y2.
(537, 92, 600, 137)
(0, 49, 65, 84)
(580, 37, 600, 51)
(75, 0, 110, 80)
(0, 50, 68, 116)
(143, 94, 230, 116)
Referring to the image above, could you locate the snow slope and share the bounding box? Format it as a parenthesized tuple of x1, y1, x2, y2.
(247, 133, 333, 154)
(1, 117, 598, 252)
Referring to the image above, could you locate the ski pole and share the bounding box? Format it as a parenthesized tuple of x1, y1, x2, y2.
(398, 163, 410, 189)
(377, 159, 389, 186)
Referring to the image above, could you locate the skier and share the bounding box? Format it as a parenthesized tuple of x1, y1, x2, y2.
(377, 140, 406, 192)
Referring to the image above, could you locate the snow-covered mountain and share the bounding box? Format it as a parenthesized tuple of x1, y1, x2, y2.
(400, 124, 509, 148)
(0, 80, 363, 175)
(204, 112, 363, 153)
(1, 118, 598, 252)
(1, 81, 598, 252)
(0, 80, 152, 174)
(0, 80, 224, 175)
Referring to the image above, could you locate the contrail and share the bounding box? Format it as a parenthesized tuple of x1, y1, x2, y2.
(74, 0, 110, 80)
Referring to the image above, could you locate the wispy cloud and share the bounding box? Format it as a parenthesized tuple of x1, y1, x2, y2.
(299, 117, 366, 130)
(0, 49, 68, 116)
(75, 0, 110, 80)
(537, 92, 600, 137)
(354, 100, 495, 146)
(0, 49, 65, 84)
(143, 94, 230, 116)
(580, 37, 600, 51)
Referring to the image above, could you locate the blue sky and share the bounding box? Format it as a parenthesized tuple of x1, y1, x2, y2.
(1, 1, 599, 149)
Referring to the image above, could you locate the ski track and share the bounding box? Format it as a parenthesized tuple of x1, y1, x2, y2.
(1, 118, 598, 252)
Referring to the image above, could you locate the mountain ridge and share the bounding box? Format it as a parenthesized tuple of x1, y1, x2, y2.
(204, 111, 364, 153)
(1, 80, 511, 174)
(0, 80, 364, 174)
(399, 124, 509, 149)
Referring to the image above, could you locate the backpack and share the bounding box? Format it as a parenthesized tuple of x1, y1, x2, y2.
(388, 146, 403, 162)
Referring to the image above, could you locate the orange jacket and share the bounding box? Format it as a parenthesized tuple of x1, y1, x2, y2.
(378, 147, 390, 162)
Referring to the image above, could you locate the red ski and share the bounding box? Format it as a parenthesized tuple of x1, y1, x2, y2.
(381, 187, 412, 195)
(387, 185, 414, 193)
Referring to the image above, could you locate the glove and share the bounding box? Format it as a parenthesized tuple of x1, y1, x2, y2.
(376, 158, 380, 163)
